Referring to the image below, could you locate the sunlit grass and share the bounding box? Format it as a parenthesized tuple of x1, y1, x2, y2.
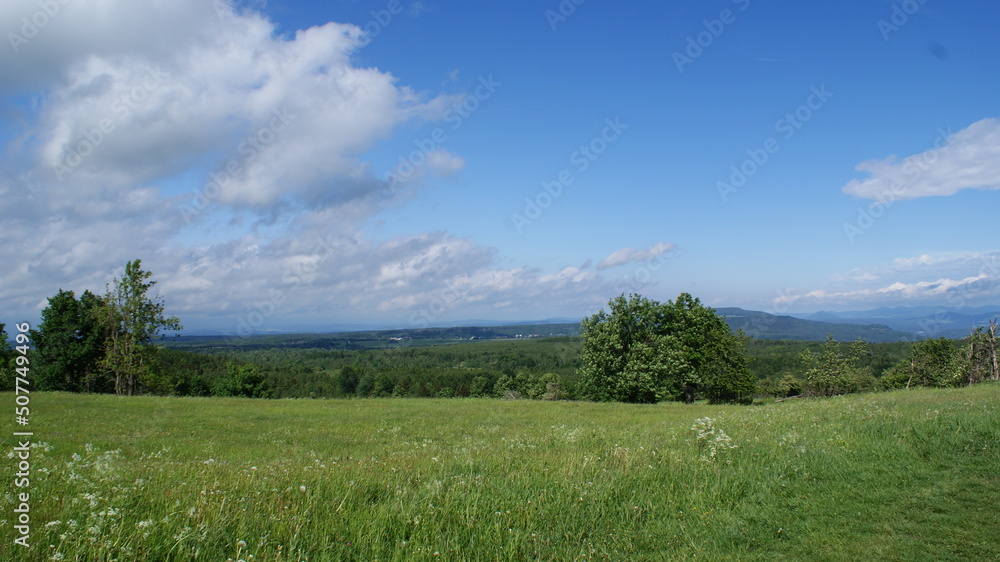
(3, 385, 998, 560)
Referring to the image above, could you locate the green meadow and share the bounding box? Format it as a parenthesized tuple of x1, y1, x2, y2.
(3, 385, 999, 561)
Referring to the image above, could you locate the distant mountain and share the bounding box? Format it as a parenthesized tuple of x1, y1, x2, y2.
(716, 308, 916, 343)
(172, 310, 924, 348)
(789, 305, 1000, 339)
(168, 323, 583, 352)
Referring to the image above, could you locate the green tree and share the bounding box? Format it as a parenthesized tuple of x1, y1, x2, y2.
(539, 372, 567, 400)
(96, 260, 182, 396)
(778, 373, 803, 397)
(0, 323, 13, 392)
(579, 293, 754, 404)
(802, 336, 877, 396)
(31, 289, 106, 392)
(964, 320, 998, 385)
(880, 337, 964, 390)
(213, 361, 270, 398)
(334, 365, 360, 395)
(470, 375, 492, 397)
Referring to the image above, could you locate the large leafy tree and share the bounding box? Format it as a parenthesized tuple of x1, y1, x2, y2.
(31, 289, 107, 392)
(579, 293, 755, 404)
(96, 259, 182, 396)
(660, 293, 756, 404)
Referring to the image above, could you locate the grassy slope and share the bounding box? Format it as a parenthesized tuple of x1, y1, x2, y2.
(2, 385, 998, 561)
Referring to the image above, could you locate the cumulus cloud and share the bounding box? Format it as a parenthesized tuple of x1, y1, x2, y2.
(0, 1, 655, 331)
(841, 118, 1000, 201)
(597, 242, 676, 270)
(18, 7, 460, 212)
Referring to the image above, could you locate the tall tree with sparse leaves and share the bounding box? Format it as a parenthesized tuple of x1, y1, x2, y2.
(800, 336, 877, 396)
(965, 319, 999, 385)
(96, 260, 182, 396)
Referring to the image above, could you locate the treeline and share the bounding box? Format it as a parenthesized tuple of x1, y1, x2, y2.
(4, 273, 998, 402)
(5, 325, 996, 401)
(165, 337, 584, 399)
(756, 327, 999, 398)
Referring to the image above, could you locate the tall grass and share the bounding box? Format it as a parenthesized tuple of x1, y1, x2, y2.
(3, 385, 998, 560)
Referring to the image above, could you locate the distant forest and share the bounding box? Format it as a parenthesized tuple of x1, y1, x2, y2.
(151, 335, 920, 400)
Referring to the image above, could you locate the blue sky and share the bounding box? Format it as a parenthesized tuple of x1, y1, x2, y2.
(2, 0, 999, 334)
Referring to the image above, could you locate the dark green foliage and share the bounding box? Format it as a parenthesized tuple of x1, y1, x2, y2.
(470, 375, 492, 397)
(30, 289, 107, 392)
(334, 365, 360, 394)
(213, 362, 271, 398)
(169, 337, 580, 399)
(154, 348, 231, 396)
(579, 293, 755, 404)
(0, 323, 13, 392)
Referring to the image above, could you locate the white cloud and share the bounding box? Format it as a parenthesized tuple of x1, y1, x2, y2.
(425, 149, 466, 178)
(841, 118, 1000, 200)
(597, 242, 676, 270)
(18, 8, 461, 214)
(0, 1, 661, 332)
(773, 252, 1000, 310)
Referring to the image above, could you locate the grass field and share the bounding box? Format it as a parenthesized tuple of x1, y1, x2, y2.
(3, 385, 998, 561)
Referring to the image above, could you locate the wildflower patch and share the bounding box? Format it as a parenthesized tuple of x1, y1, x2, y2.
(690, 417, 738, 463)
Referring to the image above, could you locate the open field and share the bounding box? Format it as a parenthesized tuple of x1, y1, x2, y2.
(3, 385, 999, 561)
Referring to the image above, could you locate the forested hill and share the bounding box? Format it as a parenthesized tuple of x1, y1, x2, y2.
(167, 323, 582, 352)
(716, 308, 916, 343)
(168, 309, 917, 353)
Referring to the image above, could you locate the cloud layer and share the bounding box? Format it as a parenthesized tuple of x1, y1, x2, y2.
(773, 252, 1000, 311)
(842, 118, 1000, 201)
